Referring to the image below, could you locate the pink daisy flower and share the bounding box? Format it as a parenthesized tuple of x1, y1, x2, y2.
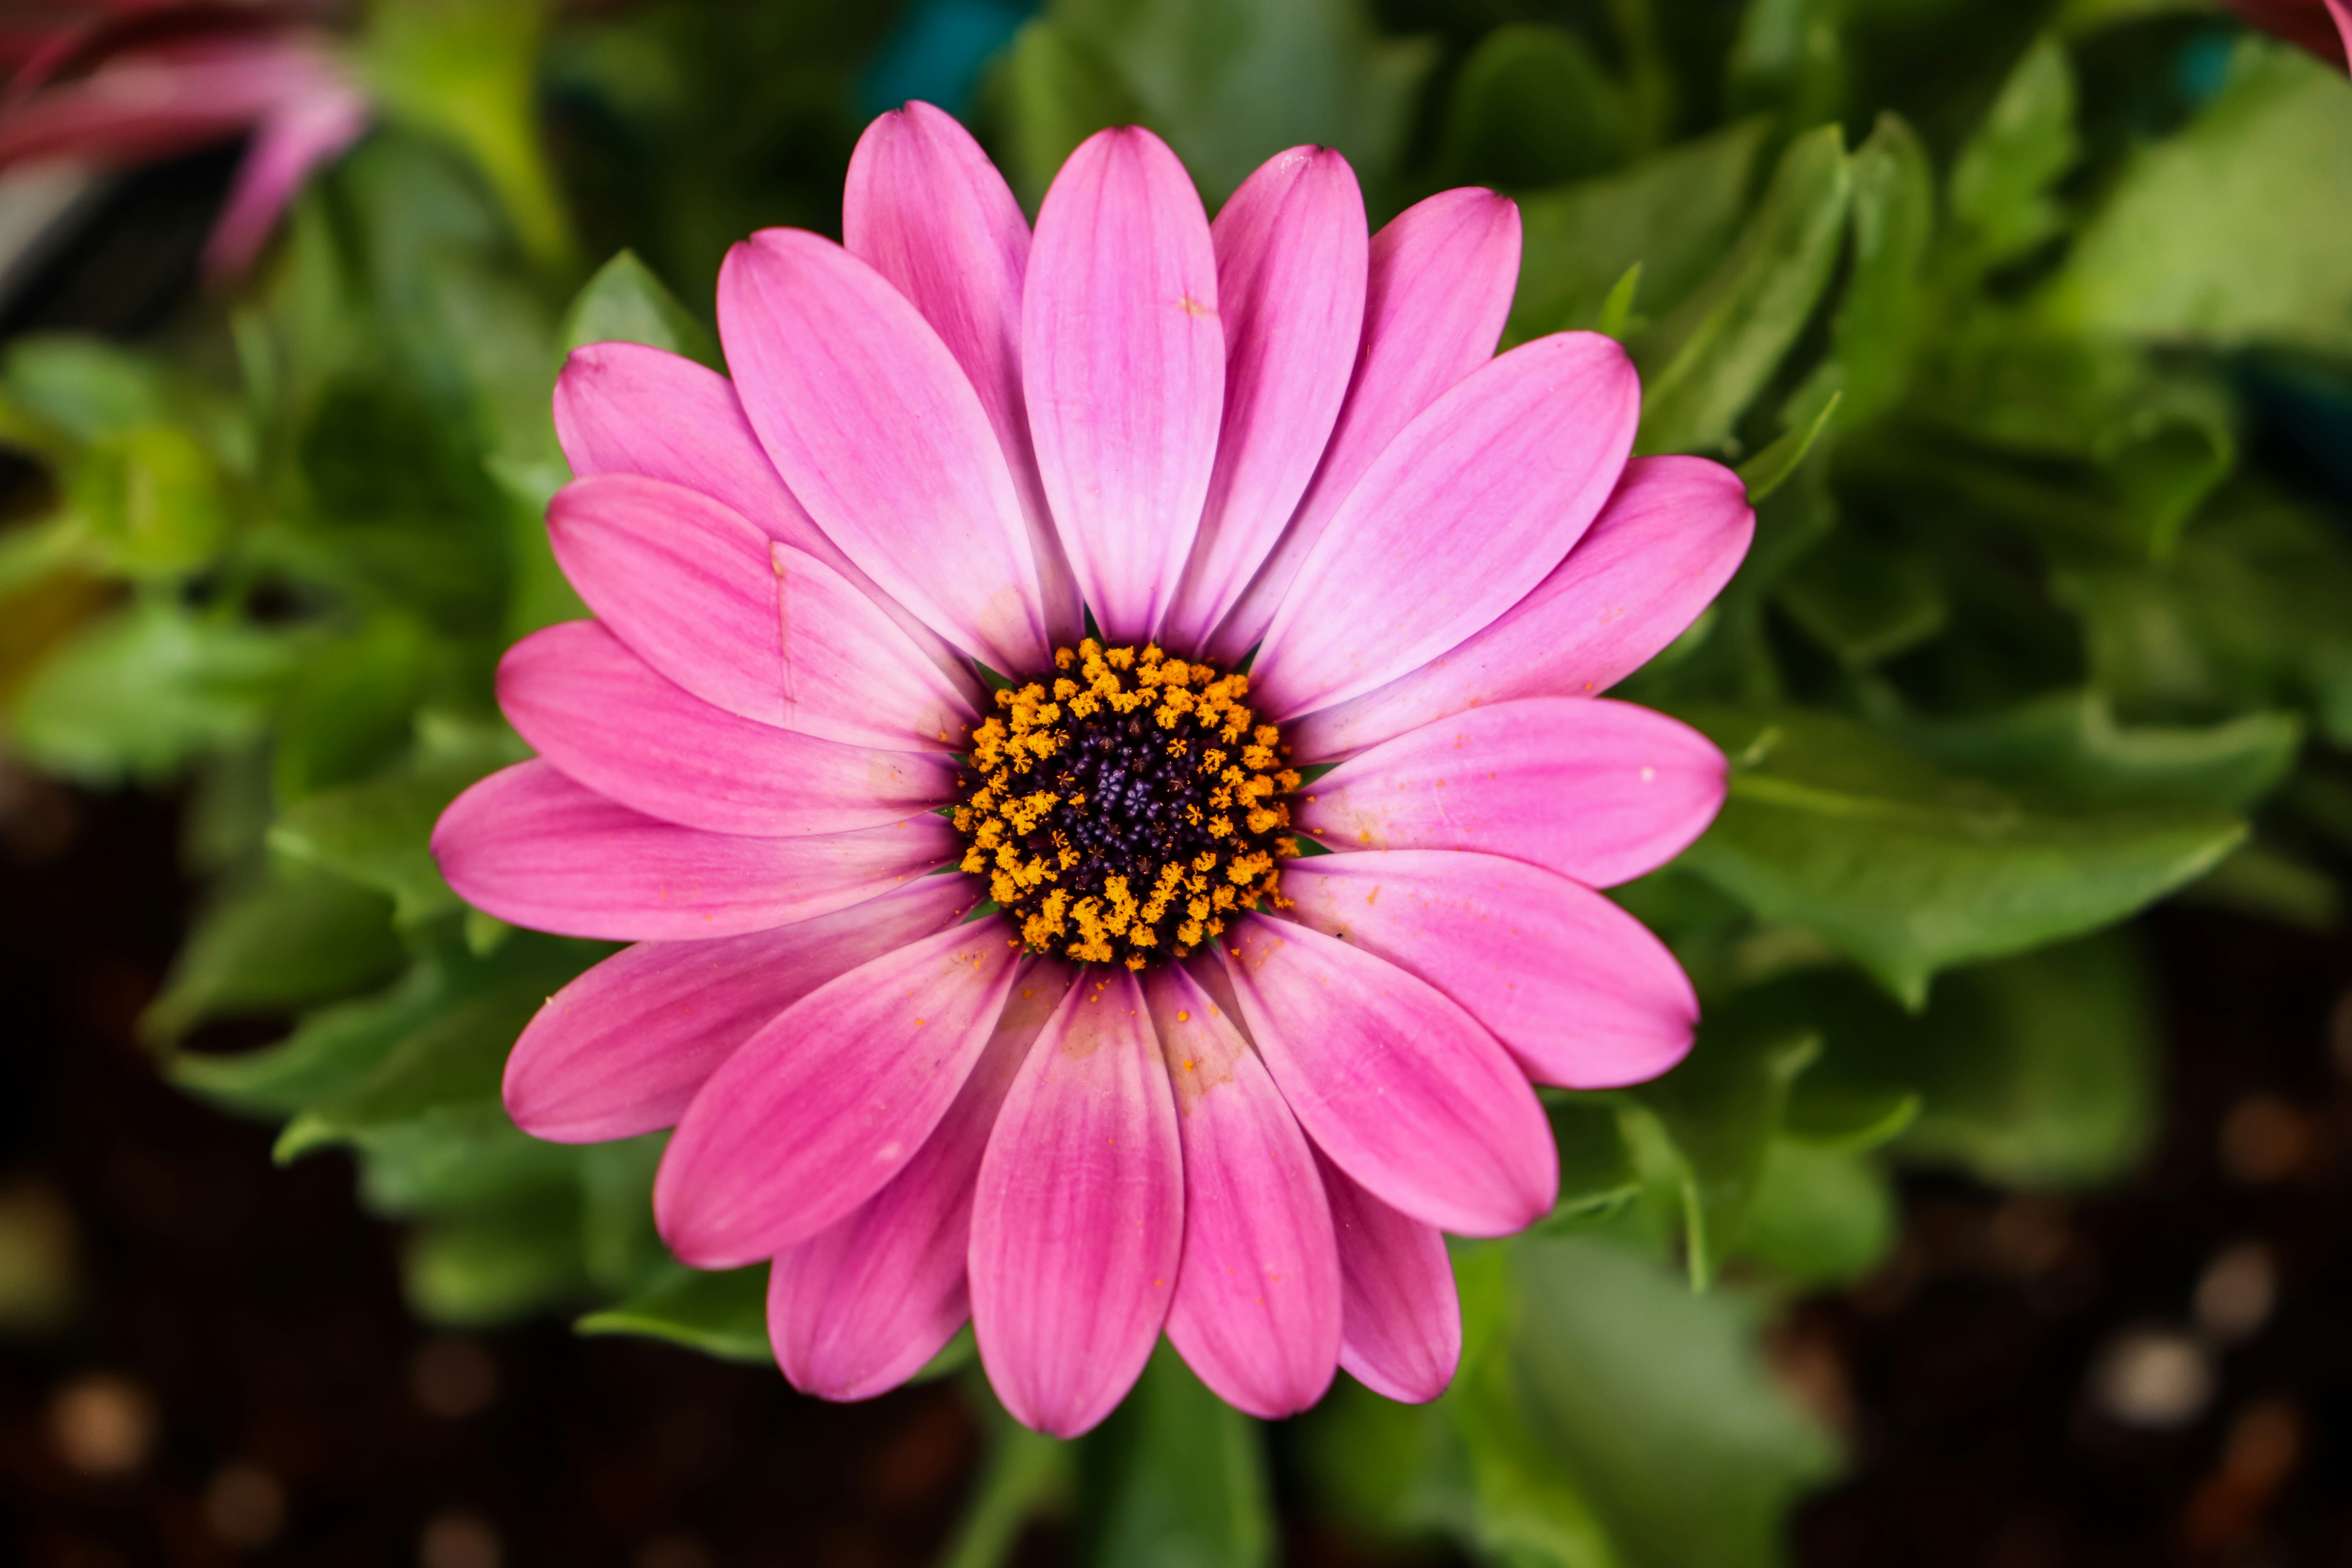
(432, 104, 1754, 1437)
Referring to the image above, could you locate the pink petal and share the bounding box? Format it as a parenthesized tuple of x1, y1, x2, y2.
(1315, 1148, 1461, 1404)
(1217, 915, 1555, 1237)
(1158, 146, 1368, 655)
(546, 472, 977, 752)
(844, 103, 1082, 648)
(969, 970, 1184, 1437)
(432, 760, 957, 941)
(1249, 334, 1639, 721)
(1209, 189, 1522, 663)
(499, 620, 956, 837)
(1289, 456, 1755, 760)
(201, 83, 367, 281)
(1296, 697, 1725, 889)
(768, 964, 1073, 1401)
(1143, 963, 1341, 1418)
(1283, 851, 1697, 1089)
(654, 917, 1022, 1269)
(503, 875, 979, 1143)
(719, 229, 1050, 673)
(1020, 126, 1224, 644)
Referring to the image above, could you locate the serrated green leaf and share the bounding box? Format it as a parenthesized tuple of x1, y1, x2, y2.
(1671, 705, 2246, 1005)
(576, 1265, 773, 1363)
(1632, 124, 1854, 456)
(270, 746, 517, 927)
(1947, 36, 2077, 276)
(145, 863, 404, 1043)
(561, 249, 720, 370)
(1794, 113, 1933, 430)
(1775, 528, 1948, 669)
(270, 614, 438, 802)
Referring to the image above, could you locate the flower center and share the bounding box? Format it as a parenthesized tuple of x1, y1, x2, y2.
(953, 640, 1297, 970)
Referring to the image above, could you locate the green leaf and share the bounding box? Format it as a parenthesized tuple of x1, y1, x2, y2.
(1735, 388, 1840, 506)
(270, 748, 517, 927)
(986, 20, 1149, 212)
(69, 423, 235, 577)
(144, 863, 404, 1042)
(270, 614, 438, 802)
(560, 250, 720, 371)
(406, 1191, 592, 1326)
(2042, 40, 2352, 355)
(1534, 1098, 1642, 1234)
(1946, 36, 2077, 276)
(1039, 0, 1438, 203)
(937, 1390, 1076, 1568)
(1508, 119, 1771, 347)
(10, 601, 307, 786)
(348, 1103, 580, 1213)
(1630, 1020, 1819, 1287)
(1632, 124, 1854, 456)
(1434, 24, 1632, 191)
(576, 1265, 774, 1363)
(1728, 0, 1849, 127)
(1775, 529, 1948, 669)
(1794, 113, 1933, 431)
(1671, 705, 2247, 1005)
(1739, 1139, 1897, 1287)
(1081, 1341, 1274, 1568)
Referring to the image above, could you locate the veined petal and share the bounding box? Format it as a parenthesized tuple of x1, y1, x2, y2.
(845, 102, 1082, 648)
(1297, 698, 1725, 889)
(1210, 189, 1521, 662)
(1159, 146, 1367, 655)
(719, 229, 1050, 672)
(1218, 916, 1555, 1237)
(1283, 851, 1697, 1090)
(546, 472, 976, 751)
(203, 85, 368, 280)
(1021, 126, 1224, 643)
(499, 621, 956, 837)
(432, 760, 956, 941)
(1145, 963, 1341, 1419)
(504, 875, 979, 1143)
(969, 970, 1183, 1437)
(1289, 457, 1755, 760)
(655, 917, 1022, 1269)
(768, 964, 1073, 1401)
(1315, 1148, 1461, 1404)
(1249, 333, 1639, 721)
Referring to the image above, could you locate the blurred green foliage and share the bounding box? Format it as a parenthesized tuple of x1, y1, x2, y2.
(1, 0, 2349, 1564)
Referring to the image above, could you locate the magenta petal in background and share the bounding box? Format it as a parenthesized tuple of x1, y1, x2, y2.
(1297, 697, 1726, 889)
(1158, 146, 1367, 655)
(203, 82, 367, 281)
(655, 918, 1022, 1269)
(504, 875, 978, 1143)
(1219, 916, 1555, 1237)
(969, 971, 1184, 1437)
(720, 229, 1049, 673)
(1283, 850, 1698, 1089)
(432, 760, 955, 941)
(499, 620, 955, 837)
(768, 964, 1072, 1401)
(845, 103, 1082, 648)
(1249, 333, 1639, 721)
(1144, 964, 1341, 1419)
(1021, 127, 1224, 643)
(1210, 188, 1521, 662)
(1315, 1148, 1461, 1404)
(1290, 456, 1755, 760)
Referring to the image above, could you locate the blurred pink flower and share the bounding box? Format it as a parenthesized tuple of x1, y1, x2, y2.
(433, 105, 1753, 1435)
(0, 2, 367, 281)
(2224, 0, 2352, 69)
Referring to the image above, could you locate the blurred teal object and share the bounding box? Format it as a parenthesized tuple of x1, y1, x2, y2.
(861, 0, 1036, 117)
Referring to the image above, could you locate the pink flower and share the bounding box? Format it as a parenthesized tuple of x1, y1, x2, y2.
(2224, 0, 2352, 69)
(432, 105, 1753, 1436)
(0, 3, 369, 281)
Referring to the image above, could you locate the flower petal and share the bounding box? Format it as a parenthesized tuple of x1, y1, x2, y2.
(432, 760, 956, 941)
(768, 962, 1074, 1401)
(1158, 146, 1368, 655)
(969, 970, 1183, 1437)
(1283, 851, 1697, 1089)
(1210, 188, 1521, 662)
(546, 472, 976, 751)
(203, 84, 368, 280)
(1297, 697, 1725, 889)
(1314, 1147, 1461, 1404)
(1289, 456, 1755, 760)
(1249, 333, 1639, 721)
(1021, 126, 1224, 643)
(499, 620, 956, 837)
(844, 102, 1082, 648)
(1143, 963, 1341, 1419)
(655, 917, 1022, 1269)
(504, 875, 980, 1143)
(720, 228, 1050, 672)
(1218, 915, 1555, 1237)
